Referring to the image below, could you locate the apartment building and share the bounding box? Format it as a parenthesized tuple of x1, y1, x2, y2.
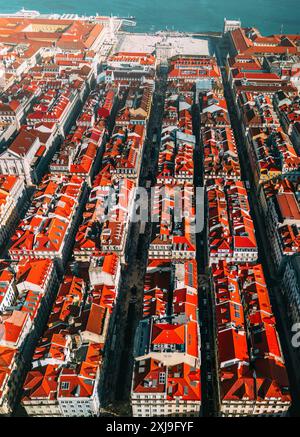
(207, 179, 258, 264)
(22, 264, 116, 417)
(168, 55, 221, 85)
(148, 184, 196, 261)
(247, 127, 300, 188)
(211, 261, 291, 416)
(115, 83, 154, 127)
(0, 175, 26, 246)
(264, 181, 300, 270)
(291, 122, 300, 154)
(0, 103, 19, 147)
(88, 253, 121, 293)
(9, 174, 86, 270)
(282, 255, 300, 329)
(106, 52, 156, 74)
(49, 84, 117, 185)
(0, 346, 24, 415)
(157, 130, 195, 186)
(101, 124, 146, 182)
(103, 51, 156, 85)
(0, 258, 58, 414)
(27, 89, 79, 137)
(202, 127, 241, 181)
(200, 92, 231, 127)
(132, 260, 201, 417)
(74, 174, 135, 263)
(0, 128, 58, 185)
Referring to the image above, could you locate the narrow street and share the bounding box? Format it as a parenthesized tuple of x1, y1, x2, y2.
(193, 91, 218, 416)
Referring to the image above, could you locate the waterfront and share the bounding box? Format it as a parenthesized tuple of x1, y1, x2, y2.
(0, 0, 300, 34)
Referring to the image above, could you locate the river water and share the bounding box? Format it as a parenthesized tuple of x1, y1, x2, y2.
(0, 0, 299, 34)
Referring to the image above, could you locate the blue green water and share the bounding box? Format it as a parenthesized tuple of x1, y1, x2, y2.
(0, 0, 299, 34)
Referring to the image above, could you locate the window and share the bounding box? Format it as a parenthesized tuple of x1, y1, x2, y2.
(60, 382, 70, 390)
(159, 372, 166, 384)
